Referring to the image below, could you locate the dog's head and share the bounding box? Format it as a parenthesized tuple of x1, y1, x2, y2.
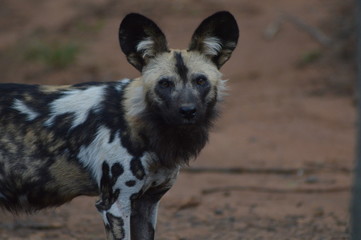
(120, 11, 238, 127)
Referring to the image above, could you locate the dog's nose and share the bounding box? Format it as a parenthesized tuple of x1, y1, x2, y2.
(179, 105, 197, 120)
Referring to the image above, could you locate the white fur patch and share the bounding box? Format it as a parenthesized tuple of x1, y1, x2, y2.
(136, 37, 155, 58)
(45, 85, 105, 128)
(115, 79, 131, 92)
(12, 99, 39, 121)
(77, 126, 132, 183)
(203, 36, 222, 56)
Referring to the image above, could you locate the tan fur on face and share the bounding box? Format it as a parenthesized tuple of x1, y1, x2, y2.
(141, 49, 225, 100)
(144, 50, 225, 101)
(123, 49, 226, 133)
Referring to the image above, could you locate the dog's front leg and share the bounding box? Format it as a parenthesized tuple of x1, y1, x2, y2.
(97, 197, 132, 240)
(95, 162, 133, 240)
(96, 199, 130, 240)
(130, 187, 170, 240)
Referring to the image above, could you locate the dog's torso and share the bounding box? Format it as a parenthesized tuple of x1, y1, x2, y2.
(0, 80, 178, 213)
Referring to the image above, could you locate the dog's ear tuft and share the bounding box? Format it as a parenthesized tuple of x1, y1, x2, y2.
(188, 11, 239, 69)
(119, 13, 169, 71)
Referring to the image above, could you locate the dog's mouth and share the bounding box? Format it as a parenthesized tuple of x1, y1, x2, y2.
(179, 118, 197, 126)
(165, 114, 201, 127)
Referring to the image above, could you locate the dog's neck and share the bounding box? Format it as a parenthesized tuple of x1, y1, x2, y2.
(144, 120, 210, 168)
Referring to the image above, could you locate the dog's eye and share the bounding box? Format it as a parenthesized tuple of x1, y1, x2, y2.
(195, 75, 208, 86)
(158, 78, 173, 89)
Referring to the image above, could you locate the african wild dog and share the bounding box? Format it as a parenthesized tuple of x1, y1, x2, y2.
(0, 11, 238, 240)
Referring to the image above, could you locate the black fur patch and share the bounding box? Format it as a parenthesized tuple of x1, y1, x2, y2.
(149, 125, 209, 168)
(99, 83, 145, 157)
(96, 161, 121, 212)
(174, 52, 189, 82)
(125, 180, 136, 187)
(140, 104, 216, 168)
(130, 158, 145, 180)
(62, 110, 100, 155)
(106, 212, 125, 240)
(0, 162, 4, 176)
(0, 83, 61, 116)
(111, 163, 124, 177)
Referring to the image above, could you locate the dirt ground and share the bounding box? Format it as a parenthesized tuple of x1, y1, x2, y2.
(0, 0, 356, 239)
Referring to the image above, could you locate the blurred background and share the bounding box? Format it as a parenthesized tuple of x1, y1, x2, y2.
(0, 0, 355, 239)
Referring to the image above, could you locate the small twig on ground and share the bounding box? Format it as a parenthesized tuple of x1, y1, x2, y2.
(282, 12, 333, 46)
(202, 186, 350, 195)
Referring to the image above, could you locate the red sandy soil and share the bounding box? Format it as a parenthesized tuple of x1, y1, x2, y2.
(0, 0, 355, 239)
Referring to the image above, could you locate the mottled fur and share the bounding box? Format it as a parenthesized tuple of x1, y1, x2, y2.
(0, 11, 238, 240)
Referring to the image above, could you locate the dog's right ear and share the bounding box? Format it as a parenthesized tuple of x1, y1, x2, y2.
(119, 13, 169, 72)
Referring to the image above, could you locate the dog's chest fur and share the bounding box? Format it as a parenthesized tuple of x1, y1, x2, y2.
(0, 80, 178, 212)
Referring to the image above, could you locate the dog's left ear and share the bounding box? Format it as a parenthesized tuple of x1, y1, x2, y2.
(188, 11, 239, 69)
(119, 13, 169, 71)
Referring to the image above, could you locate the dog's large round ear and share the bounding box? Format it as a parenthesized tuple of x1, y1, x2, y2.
(119, 13, 169, 72)
(188, 11, 239, 69)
